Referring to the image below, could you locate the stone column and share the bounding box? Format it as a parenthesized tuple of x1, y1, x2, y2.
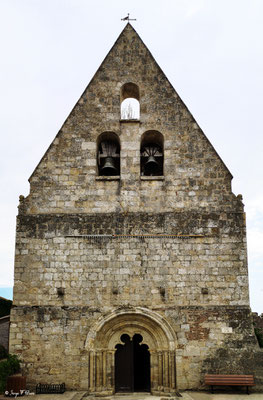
(169, 351, 176, 389)
(106, 351, 113, 390)
(89, 351, 95, 392)
(158, 351, 163, 391)
(95, 351, 102, 390)
(163, 351, 168, 390)
(102, 351, 107, 388)
(150, 350, 158, 391)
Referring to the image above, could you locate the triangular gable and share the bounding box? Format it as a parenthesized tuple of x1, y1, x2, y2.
(29, 23, 232, 181)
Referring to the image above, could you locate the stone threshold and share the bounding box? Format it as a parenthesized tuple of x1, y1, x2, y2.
(85, 392, 183, 399)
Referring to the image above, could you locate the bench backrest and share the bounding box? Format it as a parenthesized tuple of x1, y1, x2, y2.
(205, 374, 254, 386)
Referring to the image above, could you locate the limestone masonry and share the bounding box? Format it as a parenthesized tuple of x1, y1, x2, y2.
(10, 23, 262, 394)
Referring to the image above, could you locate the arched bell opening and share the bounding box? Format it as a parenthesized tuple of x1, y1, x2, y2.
(120, 82, 140, 120)
(115, 333, 150, 393)
(141, 130, 164, 176)
(97, 132, 120, 176)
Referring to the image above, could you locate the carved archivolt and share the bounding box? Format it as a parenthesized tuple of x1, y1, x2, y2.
(85, 307, 176, 351)
(83, 307, 177, 394)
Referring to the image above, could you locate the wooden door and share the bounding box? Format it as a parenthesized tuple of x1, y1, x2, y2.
(115, 334, 150, 392)
(115, 334, 133, 391)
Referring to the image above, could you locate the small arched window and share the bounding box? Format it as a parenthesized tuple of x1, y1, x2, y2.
(141, 131, 164, 176)
(97, 132, 120, 176)
(120, 82, 140, 120)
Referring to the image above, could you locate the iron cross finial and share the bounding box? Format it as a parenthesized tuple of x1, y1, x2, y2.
(121, 13, 137, 22)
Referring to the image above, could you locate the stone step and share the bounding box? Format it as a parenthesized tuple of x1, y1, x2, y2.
(79, 391, 185, 400)
(95, 394, 184, 400)
(72, 392, 89, 400)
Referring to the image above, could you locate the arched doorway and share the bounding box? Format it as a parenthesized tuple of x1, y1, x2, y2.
(83, 307, 177, 395)
(115, 333, 150, 392)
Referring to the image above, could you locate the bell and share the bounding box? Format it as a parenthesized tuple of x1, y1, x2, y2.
(145, 155, 158, 167)
(101, 156, 117, 175)
(144, 155, 159, 175)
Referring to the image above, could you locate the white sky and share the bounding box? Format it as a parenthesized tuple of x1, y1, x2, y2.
(0, 0, 262, 313)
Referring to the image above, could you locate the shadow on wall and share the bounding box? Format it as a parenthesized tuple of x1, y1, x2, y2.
(253, 312, 263, 347)
(0, 297, 12, 352)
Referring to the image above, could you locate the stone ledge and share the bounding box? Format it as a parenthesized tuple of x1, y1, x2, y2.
(119, 119, 140, 123)
(140, 176, 165, 181)
(95, 176, 120, 181)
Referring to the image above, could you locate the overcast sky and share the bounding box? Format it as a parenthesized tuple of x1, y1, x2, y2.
(0, 0, 262, 313)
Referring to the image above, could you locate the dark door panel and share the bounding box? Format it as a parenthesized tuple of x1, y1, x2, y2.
(115, 334, 150, 392)
(115, 335, 133, 392)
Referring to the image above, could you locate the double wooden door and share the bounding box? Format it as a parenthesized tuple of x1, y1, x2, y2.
(115, 334, 150, 392)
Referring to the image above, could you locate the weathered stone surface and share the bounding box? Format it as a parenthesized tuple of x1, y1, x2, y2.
(0, 315, 10, 350)
(10, 23, 262, 393)
(13, 212, 249, 308)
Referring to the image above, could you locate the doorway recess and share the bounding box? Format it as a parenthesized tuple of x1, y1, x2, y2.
(115, 333, 150, 392)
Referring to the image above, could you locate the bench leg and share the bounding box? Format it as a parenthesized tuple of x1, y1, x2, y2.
(247, 386, 249, 395)
(211, 385, 214, 394)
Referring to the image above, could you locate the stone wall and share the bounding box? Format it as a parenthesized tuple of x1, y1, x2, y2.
(19, 25, 239, 216)
(253, 312, 263, 331)
(0, 316, 10, 351)
(10, 23, 262, 393)
(13, 212, 248, 307)
(10, 305, 261, 391)
(11, 210, 260, 392)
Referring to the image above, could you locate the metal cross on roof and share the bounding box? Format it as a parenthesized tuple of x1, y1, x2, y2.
(121, 13, 137, 22)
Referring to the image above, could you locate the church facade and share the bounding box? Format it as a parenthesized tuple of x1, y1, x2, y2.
(10, 24, 262, 394)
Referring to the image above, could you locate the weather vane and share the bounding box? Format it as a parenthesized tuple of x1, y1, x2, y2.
(121, 13, 137, 22)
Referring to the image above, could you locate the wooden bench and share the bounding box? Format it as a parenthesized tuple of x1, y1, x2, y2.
(205, 374, 255, 394)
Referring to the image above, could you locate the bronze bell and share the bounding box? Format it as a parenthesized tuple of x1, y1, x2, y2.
(101, 156, 117, 175)
(145, 155, 159, 175)
(145, 155, 158, 167)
